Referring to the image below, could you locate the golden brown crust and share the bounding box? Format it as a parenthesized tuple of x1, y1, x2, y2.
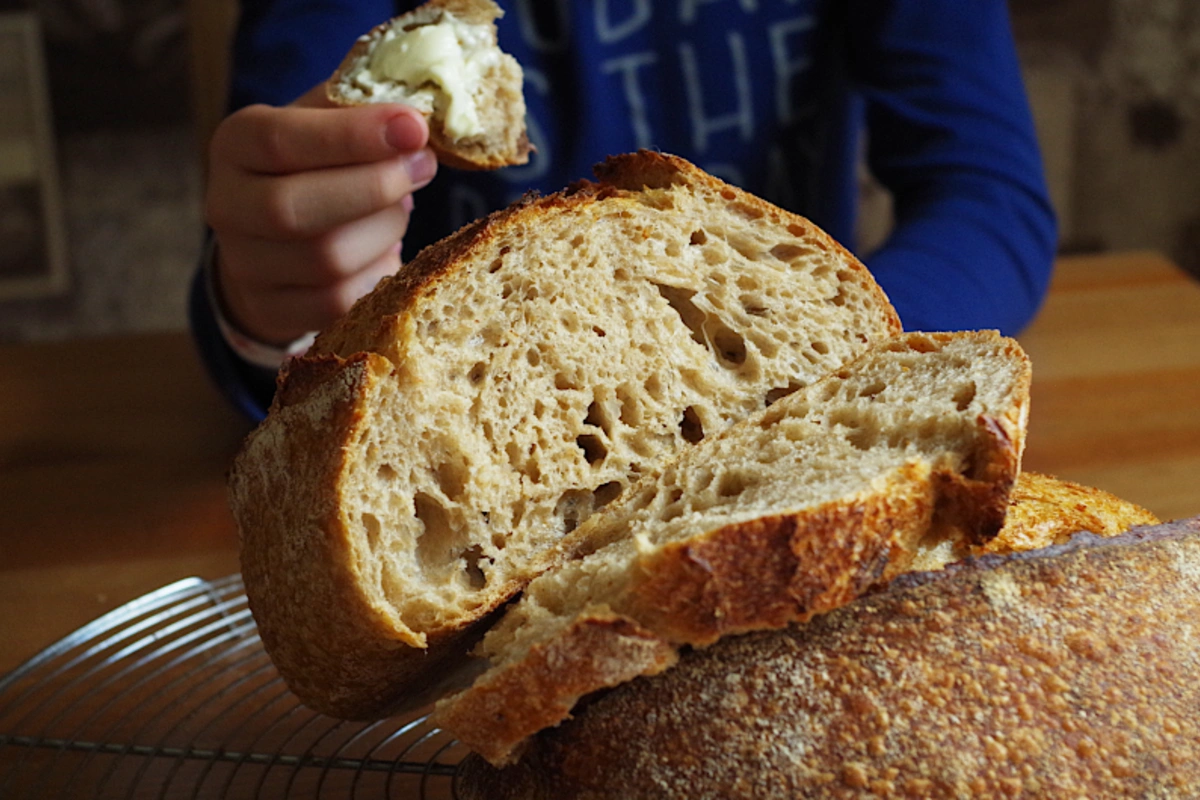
(983, 471, 1160, 554)
(458, 517, 1200, 799)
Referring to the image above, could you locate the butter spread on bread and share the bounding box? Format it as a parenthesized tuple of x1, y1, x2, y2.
(327, 0, 531, 170)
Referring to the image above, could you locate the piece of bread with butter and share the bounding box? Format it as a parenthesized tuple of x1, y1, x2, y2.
(327, 0, 532, 170)
(230, 151, 902, 720)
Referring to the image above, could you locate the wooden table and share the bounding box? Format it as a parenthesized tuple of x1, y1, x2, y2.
(0, 251, 1198, 794)
(1018, 251, 1200, 522)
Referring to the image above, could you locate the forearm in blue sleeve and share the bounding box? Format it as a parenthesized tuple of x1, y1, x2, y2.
(847, 0, 1058, 335)
(187, 259, 275, 422)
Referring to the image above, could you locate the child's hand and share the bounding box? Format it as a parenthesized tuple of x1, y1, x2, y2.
(205, 83, 437, 345)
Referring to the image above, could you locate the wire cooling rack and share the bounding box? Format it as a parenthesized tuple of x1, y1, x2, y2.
(0, 576, 467, 799)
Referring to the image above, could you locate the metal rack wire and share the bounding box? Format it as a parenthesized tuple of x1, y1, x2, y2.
(0, 576, 466, 799)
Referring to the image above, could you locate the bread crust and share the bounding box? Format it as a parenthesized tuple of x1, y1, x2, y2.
(232, 151, 902, 720)
(327, 0, 532, 170)
(457, 517, 1200, 799)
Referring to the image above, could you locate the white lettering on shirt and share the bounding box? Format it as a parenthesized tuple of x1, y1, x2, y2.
(512, 0, 570, 53)
(601, 51, 660, 148)
(595, 0, 653, 44)
(679, 0, 757, 26)
(680, 32, 753, 152)
(769, 15, 816, 124)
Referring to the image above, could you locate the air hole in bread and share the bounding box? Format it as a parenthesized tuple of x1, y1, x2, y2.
(592, 326, 607, 338)
(653, 283, 707, 348)
(812, 341, 830, 356)
(769, 242, 810, 262)
(690, 229, 708, 246)
(593, 481, 624, 510)
(954, 381, 978, 411)
(556, 489, 597, 535)
(554, 373, 578, 391)
(680, 406, 705, 444)
(712, 327, 748, 368)
(459, 545, 488, 589)
(576, 433, 607, 466)
(586, 400, 613, 438)
(468, 362, 487, 384)
(786, 222, 807, 237)
(525, 348, 541, 367)
(377, 463, 398, 483)
(414, 492, 463, 575)
(716, 470, 752, 498)
(729, 201, 764, 220)
(764, 381, 804, 406)
(643, 373, 665, 403)
(719, 189, 736, 201)
(436, 460, 469, 500)
(740, 295, 768, 317)
(857, 379, 888, 400)
(727, 234, 761, 261)
(488, 258, 503, 274)
(362, 512, 382, 550)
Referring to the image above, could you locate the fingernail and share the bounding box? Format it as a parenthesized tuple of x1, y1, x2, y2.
(385, 114, 425, 151)
(404, 149, 437, 187)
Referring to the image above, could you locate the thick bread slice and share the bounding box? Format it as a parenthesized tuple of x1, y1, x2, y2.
(327, 0, 531, 170)
(230, 151, 902, 719)
(457, 517, 1200, 799)
(432, 330, 1032, 766)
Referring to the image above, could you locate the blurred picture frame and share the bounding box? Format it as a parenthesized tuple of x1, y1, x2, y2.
(0, 11, 69, 300)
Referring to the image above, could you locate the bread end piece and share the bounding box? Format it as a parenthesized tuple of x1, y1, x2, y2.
(327, 0, 532, 170)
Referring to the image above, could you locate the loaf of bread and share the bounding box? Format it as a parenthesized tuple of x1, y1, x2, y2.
(457, 515, 1200, 799)
(327, 0, 531, 169)
(433, 330, 1033, 766)
(230, 151, 902, 719)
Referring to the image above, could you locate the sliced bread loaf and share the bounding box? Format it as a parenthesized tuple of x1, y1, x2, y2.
(230, 151, 902, 719)
(327, 0, 531, 170)
(456, 517, 1200, 799)
(431, 330, 1032, 766)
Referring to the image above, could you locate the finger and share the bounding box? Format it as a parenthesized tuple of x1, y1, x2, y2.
(220, 201, 412, 288)
(234, 252, 402, 343)
(208, 148, 436, 238)
(211, 102, 429, 174)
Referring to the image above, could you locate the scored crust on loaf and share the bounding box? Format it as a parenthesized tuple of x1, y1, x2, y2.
(327, 0, 531, 170)
(432, 330, 1032, 766)
(230, 151, 902, 719)
(456, 517, 1200, 800)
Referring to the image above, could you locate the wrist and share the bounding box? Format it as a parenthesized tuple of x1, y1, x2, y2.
(203, 238, 316, 369)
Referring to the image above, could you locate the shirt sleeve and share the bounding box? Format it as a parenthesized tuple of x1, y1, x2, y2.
(188, 0, 397, 420)
(845, 0, 1058, 335)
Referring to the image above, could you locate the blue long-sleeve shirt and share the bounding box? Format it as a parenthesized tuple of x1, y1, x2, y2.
(190, 0, 1057, 420)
